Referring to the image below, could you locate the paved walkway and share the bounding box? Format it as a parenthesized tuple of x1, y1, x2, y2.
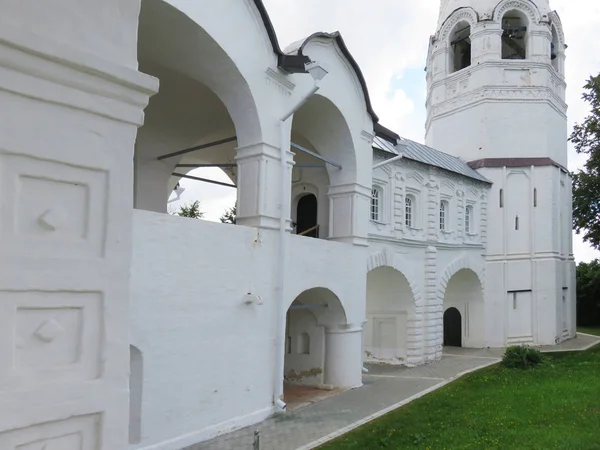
(185, 334, 600, 450)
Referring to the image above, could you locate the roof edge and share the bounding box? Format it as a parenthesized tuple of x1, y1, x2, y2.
(297, 32, 379, 123)
(468, 157, 568, 172)
(253, 0, 311, 73)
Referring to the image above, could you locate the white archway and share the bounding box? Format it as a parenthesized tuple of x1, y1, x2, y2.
(283, 287, 361, 399)
(365, 267, 416, 364)
(134, 0, 263, 214)
(441, 266, 485, 348)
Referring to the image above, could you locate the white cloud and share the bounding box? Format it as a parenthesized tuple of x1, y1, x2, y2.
(185, 0, 600, 262)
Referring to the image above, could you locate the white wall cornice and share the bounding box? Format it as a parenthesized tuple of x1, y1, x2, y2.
(0, 19, 158, 126)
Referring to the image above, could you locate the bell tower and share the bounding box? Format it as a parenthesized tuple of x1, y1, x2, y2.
(425, 0, 575, 346)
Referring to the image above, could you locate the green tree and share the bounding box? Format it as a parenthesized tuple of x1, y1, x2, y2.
(174, 200, 204, 219)
(570, 74, 600, 249)
(220, 202, 236, 224)
(576, 260, 600, 326)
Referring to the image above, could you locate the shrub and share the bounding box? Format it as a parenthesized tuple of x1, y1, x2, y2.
(502, 345, 544, 369)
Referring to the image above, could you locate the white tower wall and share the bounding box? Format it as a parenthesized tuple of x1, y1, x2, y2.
(426, 0, 575, 346)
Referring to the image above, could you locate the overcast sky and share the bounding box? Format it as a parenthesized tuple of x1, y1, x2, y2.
(170, 0, 600, 263)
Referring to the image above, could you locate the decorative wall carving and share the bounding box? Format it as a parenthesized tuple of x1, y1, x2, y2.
(0, 153, 108, 260)
(429, 86, 567, 119)
(265, 67, 294, 97)
(493, 0, 541, 24)
(438, 8, 479, 43)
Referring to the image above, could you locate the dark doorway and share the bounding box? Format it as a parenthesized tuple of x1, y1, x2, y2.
(443, 307, 462, 347)
(296, 194, 318, 238)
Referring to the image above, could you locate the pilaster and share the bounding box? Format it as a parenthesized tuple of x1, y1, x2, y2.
(0, 18, 157, 450)
(328, 183, 370, 246)
(424, 246, 440, 361)
(235, 142, 294, 230)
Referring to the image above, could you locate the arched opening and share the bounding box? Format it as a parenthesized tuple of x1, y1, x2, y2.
(296, 194, 319, 238)
(551, 26, 560, 72)
(365, 266, 415, 364)
(443, 268, 484, 348)
(450, 22, 472, 73)
(283, 287, 352, 408)
(134, 0, 260, 219)
(502, 10, 528, 60)
(291, 94, 358, 242)
(129, 345, 143, 444)
(443, 308, 462, 347)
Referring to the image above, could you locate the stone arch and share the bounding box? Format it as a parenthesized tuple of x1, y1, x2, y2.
(439, 7, 479, 43)
(548, 11, 566, 47)
(135, 0, 265, 213)
(366, 250, 424, 366)
(366, 250, 422, 305)
(438, 254, 485, 300)
(283, 287, 361, 394)
(439, 255, 486, 348)
(493, 0, 542, 25)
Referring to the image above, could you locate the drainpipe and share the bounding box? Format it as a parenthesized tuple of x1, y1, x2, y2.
(273, 61, 328, 412)
(372, 140, 407, 170)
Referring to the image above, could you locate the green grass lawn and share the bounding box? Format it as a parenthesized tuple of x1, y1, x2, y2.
(578, 326, 600, 337)
(320, 344, 600, 450)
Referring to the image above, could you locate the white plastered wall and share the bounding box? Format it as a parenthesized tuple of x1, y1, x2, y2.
(0, 2, 157, 450)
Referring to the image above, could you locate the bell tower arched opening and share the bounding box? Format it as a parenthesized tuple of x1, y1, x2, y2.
(501, 10, 528, 60)
(450, 22, 471, 73)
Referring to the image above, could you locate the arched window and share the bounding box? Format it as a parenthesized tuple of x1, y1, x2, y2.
(465, 204, 474, 234)
(405, 195, 414, 228)
(371, 187, 381, 222)
(450, 22, 472, 73)
(440, 200, 449, 231)
(551, 26, 560, 72)
(297, 332, 310, 355)
(502, 11, 528, 60)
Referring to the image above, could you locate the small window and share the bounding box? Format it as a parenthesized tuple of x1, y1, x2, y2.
(440, 200, 449, 231)
(533, 188, 537, 207)
(502, 12, 527, 60)
(465, 205, 473, 234)
(405, 196, 413, 228)
(371, 187, 380, 222)
(450, 22, 472, 73)
(286, 336, 292, 354)
(515, 215, 519, 230)
(298, 332, 310, 355)
(499, 189, 504, 208)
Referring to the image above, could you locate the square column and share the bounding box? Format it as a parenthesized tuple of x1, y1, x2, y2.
(327, 183, 370, 246)
(236, 142, 295, 230)
(0, 17, 157, 450)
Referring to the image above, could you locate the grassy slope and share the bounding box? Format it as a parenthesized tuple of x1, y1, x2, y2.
(578, 326, 600, 337)
(320, 345, 600, 450)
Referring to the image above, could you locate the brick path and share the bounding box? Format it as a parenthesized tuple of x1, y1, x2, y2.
(184, 334, 600, 450)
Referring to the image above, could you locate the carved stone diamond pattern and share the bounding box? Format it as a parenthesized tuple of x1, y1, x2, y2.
(34, 318, 64, 343)
(38, 209, 67, 231)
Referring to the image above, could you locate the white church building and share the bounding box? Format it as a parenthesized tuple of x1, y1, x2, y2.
(0, 0, 575, 449)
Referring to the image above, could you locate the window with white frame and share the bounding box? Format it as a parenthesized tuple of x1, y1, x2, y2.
(440, 200, 449, 231)
(405, 195, 414, 228)
(465, 204, 474, 234)
(370, 187, 381, 221)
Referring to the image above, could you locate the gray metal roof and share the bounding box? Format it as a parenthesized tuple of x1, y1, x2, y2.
(373, 136, 491, 184)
